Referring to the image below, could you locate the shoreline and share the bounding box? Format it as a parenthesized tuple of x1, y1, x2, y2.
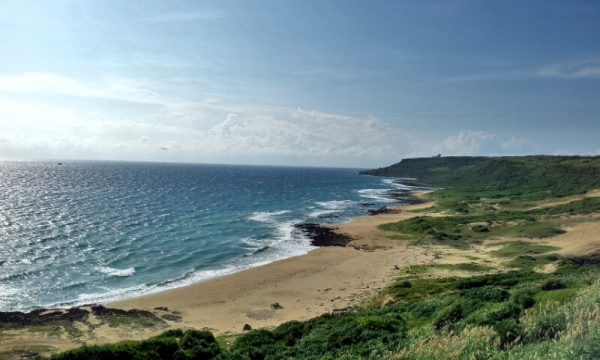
(3, 185, 600, 356)
(107, 200, 434, 337)
(0, 190, 435, 352)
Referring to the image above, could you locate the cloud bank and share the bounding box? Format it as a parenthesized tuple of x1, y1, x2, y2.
(0, 73, 418, 167)
(437, 130, 496, 155)
(0, 72, 560, 167)
(537, 58, 600, 79)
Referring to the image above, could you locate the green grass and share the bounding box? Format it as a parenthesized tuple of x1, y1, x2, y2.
(0, 345, 57, 360)
(502, 254, 558, 270)
(533, 287, 579, 307)
(488, 241, 560, 258)
(103, 315, 165, 329)
(440, 263, 491, 272)
(360, 155, 600, 203)
(379, 211, 566, 248)
(39, 260, 600, 360)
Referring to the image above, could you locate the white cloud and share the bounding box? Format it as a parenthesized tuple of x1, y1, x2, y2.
(501, 136, 530, 150)
(0, 72, 431, 166)
(438, 130, 495, 155)
(537, 58, 600, 79)
(0, 73, 164, 105)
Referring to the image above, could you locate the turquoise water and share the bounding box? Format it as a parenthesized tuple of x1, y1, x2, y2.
(0, 161, 414, 311)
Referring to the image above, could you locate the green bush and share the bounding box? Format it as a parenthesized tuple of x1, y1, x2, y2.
(471, 225, 490, 233)
(461, 286, 510, 302)
(478, 302, 521, 325)
(526, 310, 567, 342)
(407, 296, 456, 318)
(229, 329, 276, 359)
(510, 288, 536, 309)
(395, 280, 412, 288)
(433, 300, 468, 329)
(494, 318, 523, 349)
(541, 279, 566, 291)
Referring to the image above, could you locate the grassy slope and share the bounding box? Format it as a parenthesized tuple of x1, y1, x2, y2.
(361, 155, 600, 201)
(29, 156, 600, 360)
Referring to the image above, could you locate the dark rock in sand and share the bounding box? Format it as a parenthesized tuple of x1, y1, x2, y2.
(366, 206, 396, 216)
(91, 305, 159, 320)
(0, 307, 89, 327)
(243, 324, 252, 331)
(293, 223, 353, 247)
(161, 313, 183, 322)
(317, 213, 339, 219)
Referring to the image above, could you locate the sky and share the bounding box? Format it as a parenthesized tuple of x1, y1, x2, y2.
(1, 0, 599, 168)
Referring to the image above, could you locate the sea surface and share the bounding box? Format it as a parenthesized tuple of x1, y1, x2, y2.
(0, 161, 416, 312)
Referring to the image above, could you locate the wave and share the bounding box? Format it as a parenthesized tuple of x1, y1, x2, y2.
(0, 284, 20, 308)
(308, 209, 340, 218)
(357, 188, 397, 202)
(31, 222, 317, 311)
(248, 210, 291, 223)
(314, 200, 355, 210)
(96, 266, 136, 277)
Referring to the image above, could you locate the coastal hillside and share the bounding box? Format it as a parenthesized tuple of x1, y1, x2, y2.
(360, 156, 600, 200)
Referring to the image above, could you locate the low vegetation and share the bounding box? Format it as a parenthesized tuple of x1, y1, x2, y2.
(35, 260, 600, 359)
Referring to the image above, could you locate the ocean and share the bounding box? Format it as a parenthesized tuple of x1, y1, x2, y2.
(0, 161, 416, 312)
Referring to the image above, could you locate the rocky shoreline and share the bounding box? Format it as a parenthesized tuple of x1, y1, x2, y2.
(293, 223, 353, 247)
(0, 305, 167, 328)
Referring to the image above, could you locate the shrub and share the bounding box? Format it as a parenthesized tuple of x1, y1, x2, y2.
(510, 289, 536, 309)
(396, 280, 412, 288)
(494, 318, 523, 349)
(526, 310, 567, 342)
(408, 296, 456, 318)
(433, 300, 468, 329)
(461, 286, 510, 302)
(541, 279, 566, 291)
(471, 225, 490, 233)
(479, 302, 521, 325)
(272, 320, 305, 346)
(139, 337, 178, 360)
(230, 329, 276, 359)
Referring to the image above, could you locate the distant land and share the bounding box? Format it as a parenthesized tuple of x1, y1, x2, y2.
(360, 155, 600, 200)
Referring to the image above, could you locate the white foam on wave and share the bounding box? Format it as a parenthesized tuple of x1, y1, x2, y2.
(357, 188, 397, 202)
(248, 210, 291, 223)
(96, 266, 136, 277)
(382, 178, 420, 190)
(35, 223, 317, 310)
(308, 209, 339, 218)
(0, 284, 20, 309)
(71, 283, 151, 306)
(241, 237, 263, 248)
(314, 200, 355, 210)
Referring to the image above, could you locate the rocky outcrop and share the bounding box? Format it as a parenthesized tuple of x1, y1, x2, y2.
(0, 307, 89, 326)
(293, 223, 353, 247)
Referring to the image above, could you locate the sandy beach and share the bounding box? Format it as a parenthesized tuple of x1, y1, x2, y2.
(4, 190, 599, 356)
(0, 200, 437, 356)
(108, 202, 434, 337)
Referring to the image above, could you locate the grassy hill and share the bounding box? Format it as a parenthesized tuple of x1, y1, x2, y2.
(360, 155, 600, 201)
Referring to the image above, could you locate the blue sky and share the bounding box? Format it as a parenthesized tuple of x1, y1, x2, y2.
(1, 1, 599, 167)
